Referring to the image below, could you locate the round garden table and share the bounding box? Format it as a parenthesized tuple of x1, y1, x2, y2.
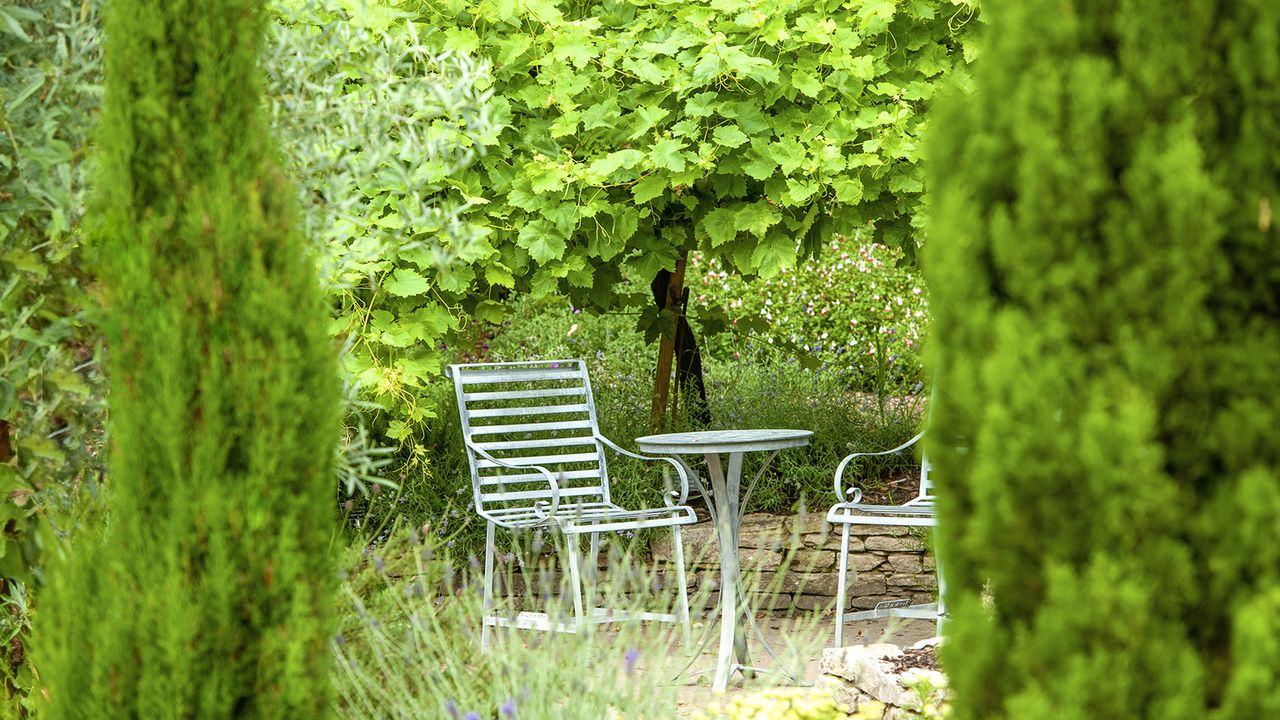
(633, 428, 813, 692)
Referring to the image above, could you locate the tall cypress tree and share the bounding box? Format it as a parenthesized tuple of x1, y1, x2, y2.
(37, 0, 340, 716)
(926, 1, 1279, 718)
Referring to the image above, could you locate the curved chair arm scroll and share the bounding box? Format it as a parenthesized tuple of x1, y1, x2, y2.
(465, 440, 562, 519)
(597, 435, 691, 507)
(833, 431, 925, 504)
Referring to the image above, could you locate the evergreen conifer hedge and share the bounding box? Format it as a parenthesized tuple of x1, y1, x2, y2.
(36, 0, 340, 716)
(926, 1, 1279, 718)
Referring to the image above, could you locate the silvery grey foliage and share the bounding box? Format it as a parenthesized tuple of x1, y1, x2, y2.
(265, 0, 498, 290)
(263, 1, 502, 497)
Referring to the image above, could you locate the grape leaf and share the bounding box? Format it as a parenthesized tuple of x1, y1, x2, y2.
(712, 124, 749, 148)
(384, 268, 430, 297)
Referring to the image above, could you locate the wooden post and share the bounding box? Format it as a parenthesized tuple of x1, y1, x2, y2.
(650, 253, 687, 433)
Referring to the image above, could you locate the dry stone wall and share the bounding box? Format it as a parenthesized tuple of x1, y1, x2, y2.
(649, 512, 937, 612)
(483, 512, 937, 615)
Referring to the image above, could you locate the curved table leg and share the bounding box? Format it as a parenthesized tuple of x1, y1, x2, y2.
(692, 448, 803, 692)
(707, 451, 756, 692)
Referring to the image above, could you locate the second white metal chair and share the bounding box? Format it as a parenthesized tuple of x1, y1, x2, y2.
(827, 431, 946, 647)
(446, 359, 697, 649)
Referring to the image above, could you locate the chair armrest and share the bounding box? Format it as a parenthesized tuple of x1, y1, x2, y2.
(597, 435, 691, 507)
(465, 440, 562, 519)
(834, 431, 925, 504)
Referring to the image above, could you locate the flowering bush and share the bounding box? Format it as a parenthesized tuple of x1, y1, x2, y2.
(691, 237, 928, 394)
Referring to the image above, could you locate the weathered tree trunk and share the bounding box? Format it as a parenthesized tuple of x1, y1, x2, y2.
(649, 253, 711, 432)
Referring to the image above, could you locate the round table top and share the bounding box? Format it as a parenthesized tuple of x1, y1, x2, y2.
(634, 428, 813, 455)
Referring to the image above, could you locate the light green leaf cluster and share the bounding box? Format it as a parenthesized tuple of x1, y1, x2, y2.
(404, 0, 978, 311)
(691, 686, 873, 719)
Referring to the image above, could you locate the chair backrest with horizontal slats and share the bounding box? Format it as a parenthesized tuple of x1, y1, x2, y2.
(446, 360, 610, 516)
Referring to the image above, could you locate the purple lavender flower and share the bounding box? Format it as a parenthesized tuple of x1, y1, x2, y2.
(464, 713, 481, 720)
(624, 647, 640, 674)
(500, 697, 518, 717)
(444, 699, 460, 719)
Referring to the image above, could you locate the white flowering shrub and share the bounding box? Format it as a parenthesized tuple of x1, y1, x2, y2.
(691, 237, 929, 394)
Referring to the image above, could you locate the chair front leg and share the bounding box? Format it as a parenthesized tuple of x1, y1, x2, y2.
(586, 533, 601, 620)
(565, 531, 586, 630)
(672, 525, 693, 651)
(481, 521, 496, 651)
(834, 522, 851, 648)
(935, 530, 948, 636)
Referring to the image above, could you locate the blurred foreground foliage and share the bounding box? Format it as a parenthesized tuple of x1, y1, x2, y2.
(928, 1, 1280, 718)
(36, 0, 341, 714)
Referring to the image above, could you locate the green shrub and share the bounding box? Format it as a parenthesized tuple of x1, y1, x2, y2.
(690, 237, 929, 393)
(488, 293, 655, 370)
(36, 0, 341, 716)
(927, 1, 1280, 718)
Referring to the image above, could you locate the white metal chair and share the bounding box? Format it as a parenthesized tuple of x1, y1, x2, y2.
(446, 359, 697, 649)
(827, 431, 946, 647)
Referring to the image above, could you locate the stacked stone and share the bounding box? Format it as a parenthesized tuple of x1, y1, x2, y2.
(649, 513, 937, 613)
(818, 638, 949, 718)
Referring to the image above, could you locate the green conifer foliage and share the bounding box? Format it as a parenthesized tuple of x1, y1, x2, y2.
(36, 0, 340, 716)
(926, 1, 1279, 718)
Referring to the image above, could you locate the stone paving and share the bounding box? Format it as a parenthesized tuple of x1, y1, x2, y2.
(641, 611, 940, 718)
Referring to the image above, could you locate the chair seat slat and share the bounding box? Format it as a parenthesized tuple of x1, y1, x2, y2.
(467, 403, 591, 418)
(479, 468, 602, 485)
(484, 502, 680, 522)
(473, 436, 597, 452)
(475, 451, 600, 469)
(486, 500, 611, 513)
(457, 367, 584, 384)
(463, 386, 586, 402)
(841, 498, 934, 513)
(468, 419, 595, 435)
(480, 486, 603, 503)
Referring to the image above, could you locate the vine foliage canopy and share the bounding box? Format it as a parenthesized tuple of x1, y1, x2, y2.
(412, 0, 978, 310)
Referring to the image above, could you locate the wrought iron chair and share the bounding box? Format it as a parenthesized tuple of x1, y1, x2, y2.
(827, 431, 946, 647)
(446, 359, 696, 649)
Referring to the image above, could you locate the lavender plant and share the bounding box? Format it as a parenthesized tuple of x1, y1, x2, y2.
(333, 527, 681, 720)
